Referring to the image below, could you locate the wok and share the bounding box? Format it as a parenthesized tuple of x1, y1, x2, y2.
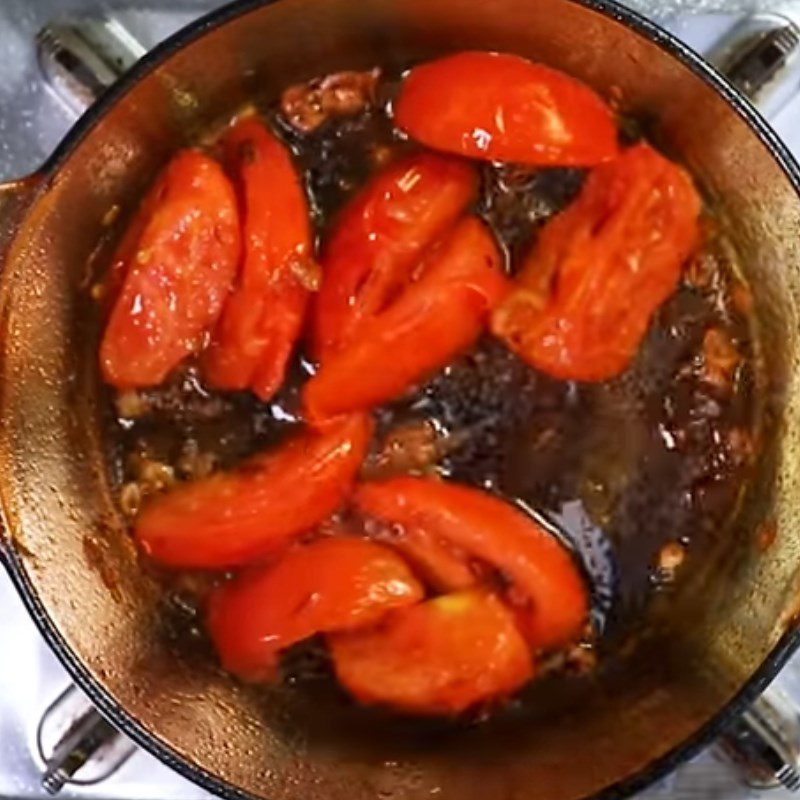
(1, 1, 800, 798)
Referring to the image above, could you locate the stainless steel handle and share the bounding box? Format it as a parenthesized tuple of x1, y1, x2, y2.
(704, 12, 800, 117)
(715, 690, 800, 791)
(36, 14, 146, 114)
(37, 685, 136, 795)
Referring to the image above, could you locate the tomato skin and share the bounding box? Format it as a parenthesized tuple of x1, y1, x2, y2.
(382, 525, 478, 592)
(203, 116, 314, 401)
(135, 414, 372, 568)
(312, 152, 478, 360)
(395, 52, 619, 167)
(365, 514, 477, 592)
(329, 589, 533, 715)
(355, 477, 587, 651)
(100, 150, 240, 389)
(303, 217, 508, 424)
(492, 143, 701, 381)
(207, 537, 424, 681)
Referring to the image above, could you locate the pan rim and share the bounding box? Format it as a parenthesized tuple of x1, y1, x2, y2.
(4, 0, 800, 798)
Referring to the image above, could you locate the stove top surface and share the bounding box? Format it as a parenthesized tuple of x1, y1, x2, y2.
(3, 2, 800, 799)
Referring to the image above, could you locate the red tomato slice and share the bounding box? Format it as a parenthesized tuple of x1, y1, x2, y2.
(312, 152, 478, 360)
(355, 477, 588, 651)
(207, 537, 424, 681)
(383, 526, 478, 593)
(203, 116, 314, 401)
(303, 217, 508, 424)
(365, 521, 477, 593)
(135, 414, 372, 568)
(395, 52, 619, 167)
(100, 150, 240, 388)
(492, 142, 701, 381)
(329, 589, 533, 715)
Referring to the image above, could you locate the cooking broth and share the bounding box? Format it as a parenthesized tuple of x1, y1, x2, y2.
(102, 67, 760, 701)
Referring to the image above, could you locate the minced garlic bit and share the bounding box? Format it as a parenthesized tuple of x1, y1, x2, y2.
(701, 327, 740, 391)
(136, 459, 176, 492)
(119, 482, 142, 517)
(101, 204, 121, 227)
(281, 69, 380, 132)
(362, 420, 442, 480)
(564, 643, 598, 675)
(657, 541, 685, 572)
(115, 390, 149, 420)
(177, 440, 216, 480)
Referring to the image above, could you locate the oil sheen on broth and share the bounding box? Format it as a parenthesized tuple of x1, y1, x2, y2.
(103, 68, 759, 684)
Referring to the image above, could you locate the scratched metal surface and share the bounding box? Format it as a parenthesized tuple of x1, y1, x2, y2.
(1, 2, 800, 799)
(625, 0, 800, 15)
(0, 0, 208, 182)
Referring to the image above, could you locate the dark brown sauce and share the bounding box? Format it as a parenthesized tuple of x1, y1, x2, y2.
(104, 70, 760, 689)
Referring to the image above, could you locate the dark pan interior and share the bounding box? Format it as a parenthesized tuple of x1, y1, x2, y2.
(2, 1, 800, 799)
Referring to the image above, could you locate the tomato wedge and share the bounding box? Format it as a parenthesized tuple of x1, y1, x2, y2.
(384, 527, 478, 593)
(492, 142, 701, 381)
(312, 152, 478, 360)
(395, 52, 619, 167)
(203, 116, 314, 401)
(366, 522, 477, 592)
(135, 414, 372, 568)
(355, 477, 587, 651)
(207, 537, 424, 681)
(100, 150, 240, 389)
(304, 217, 508, 424)
(329, 589, 533, 715)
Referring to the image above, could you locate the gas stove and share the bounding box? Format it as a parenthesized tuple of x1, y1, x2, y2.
(3, 2, 800, 799)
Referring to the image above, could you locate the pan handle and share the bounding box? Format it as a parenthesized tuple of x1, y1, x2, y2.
(0, 12, 139, 568)
(0, 174, 43, 572)
(714, 689, 800, 791)
(0, 17, 147, 797)
(0, 169, 139, 799)
(0, 175, 42, 258)
(704, 11, 800, 118)
(36, 14, 146, 115)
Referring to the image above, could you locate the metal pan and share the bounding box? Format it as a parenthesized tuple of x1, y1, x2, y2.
(2, 1, 800, 797)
